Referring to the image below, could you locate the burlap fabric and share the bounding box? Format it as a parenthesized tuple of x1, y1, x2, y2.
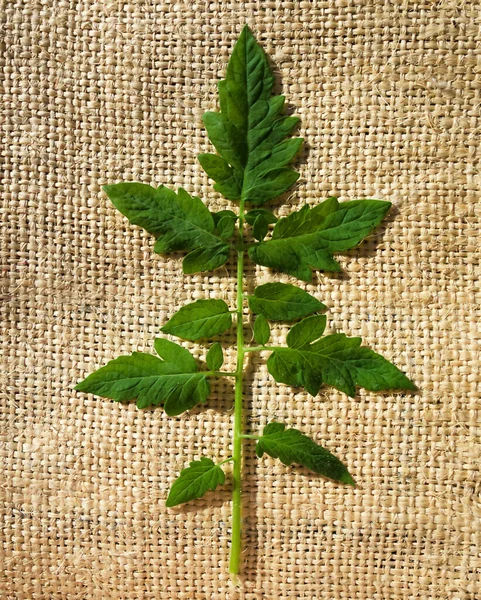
(1, 2, 480, 599)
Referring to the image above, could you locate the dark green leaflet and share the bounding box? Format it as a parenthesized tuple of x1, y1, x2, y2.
(248, 282, 326, 321)
(199, 25, 302, 204)
(267, 331, 416, 398)
(75, 339, 209, 416)
(244, 209, 278, 226)
(212, 209, 238, 240)
(103, 183, 230, 274)
(166, 458, 226, 507)
(256, 422, 354, 485)
(161, 299, 233, 341)
(249, 198, 392, 281)
(285, 315, 327, 349)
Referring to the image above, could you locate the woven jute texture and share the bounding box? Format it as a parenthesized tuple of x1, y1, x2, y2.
(1, 1, 480, 599)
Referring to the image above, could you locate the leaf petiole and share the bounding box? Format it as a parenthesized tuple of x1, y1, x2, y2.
(230, 195, 246, 578)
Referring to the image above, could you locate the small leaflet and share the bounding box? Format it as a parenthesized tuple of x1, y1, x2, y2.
(212, 209, 238, 240)
(256, 422, 354, 485)
(206, 342, 224, 371)
(166, 457, 226, 507)
(248, 282, 325, 321)
(285, 315, 327, 349)
(253, 314, 270, 346)
(161, 299, 232, 341)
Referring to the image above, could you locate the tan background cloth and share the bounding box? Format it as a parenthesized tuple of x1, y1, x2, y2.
(1, 1, 480, 598)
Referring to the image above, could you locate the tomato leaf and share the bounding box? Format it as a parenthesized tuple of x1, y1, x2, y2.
(103, 182, 230, 273)
(267, 332, 416, 398)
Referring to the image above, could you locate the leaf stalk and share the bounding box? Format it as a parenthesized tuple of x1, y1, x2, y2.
(230, 197, 246, 579)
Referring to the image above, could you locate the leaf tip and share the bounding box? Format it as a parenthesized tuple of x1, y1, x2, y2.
(339, 471, 356, 487)
(381, 200, 393, 215)
(404, 379, 418, 392)
(165, 495, 177, 508)
(101, 184, 116, 198)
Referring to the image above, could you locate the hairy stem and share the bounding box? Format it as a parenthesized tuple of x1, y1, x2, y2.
(243, 346, 279, 353)
(230, 197, 246, 581)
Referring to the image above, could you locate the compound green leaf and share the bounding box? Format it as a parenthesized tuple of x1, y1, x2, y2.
(248, 282, 325, 321)
(249, 198, 391, 281)
(200, 25, 302, 204)
(75, 341, 209, 416)
(166, 457, 226, 507)
(256, 422, 354, 485)
(161, 299, 232, 341)
(103, 182, 230, 274)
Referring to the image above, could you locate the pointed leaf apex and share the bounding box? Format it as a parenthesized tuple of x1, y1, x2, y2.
(242, 24, 253, 36)
(340, 472, 356, 487)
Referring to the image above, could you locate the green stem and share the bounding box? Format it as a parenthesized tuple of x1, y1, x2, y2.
(243, 345, 279, 353)
(230, 197, 246, 581)
(240, 434, 259, 440)
(218, 457, 235, 467)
